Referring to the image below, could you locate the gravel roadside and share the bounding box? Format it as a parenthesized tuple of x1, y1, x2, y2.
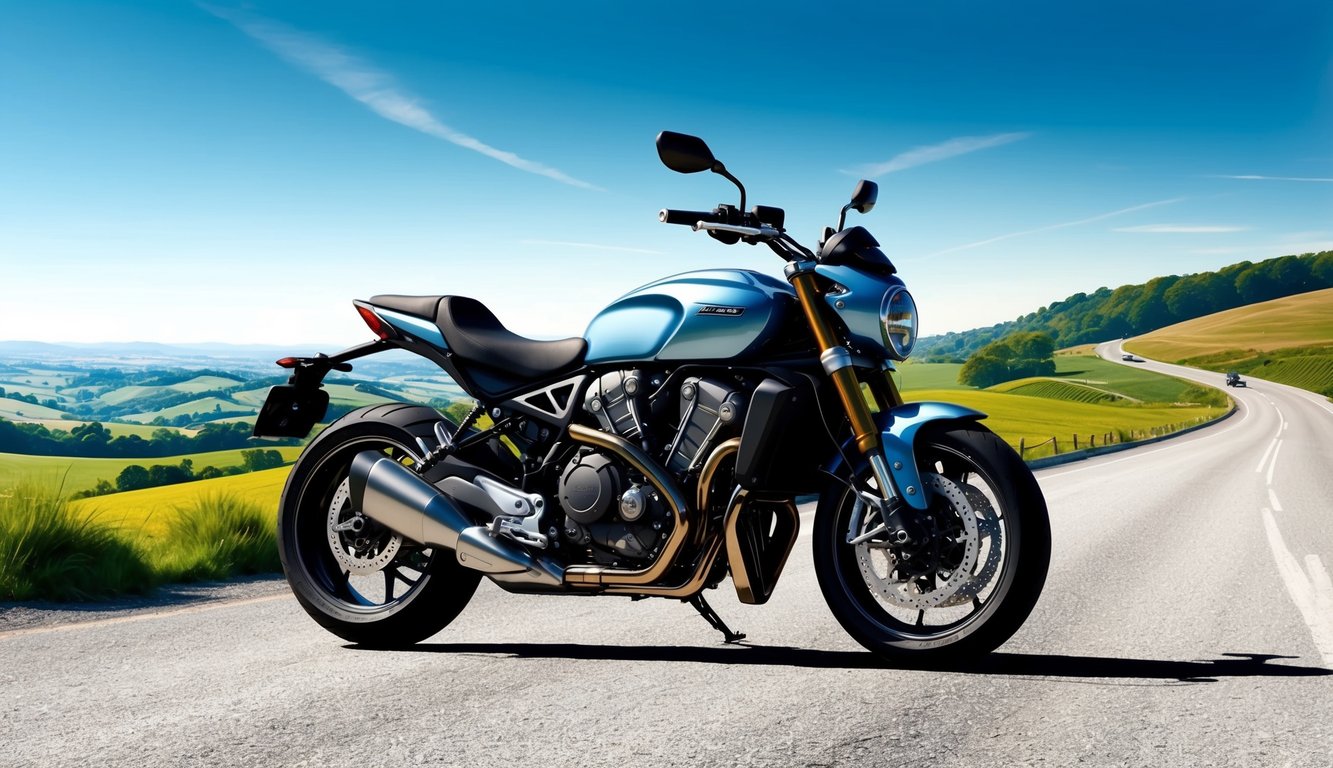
(0, 575, 290, 636)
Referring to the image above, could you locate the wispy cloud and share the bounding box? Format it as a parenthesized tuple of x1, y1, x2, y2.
(846, 132, 1031, 177)
(1114, 224, 1249, 233)
(919, 198, 1184, 259)
(1210, 175, 1333, 183)
(203, 5, 600, 190)
(519, 239, 661, 255)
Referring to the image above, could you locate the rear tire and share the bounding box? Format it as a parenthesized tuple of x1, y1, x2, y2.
(278, 404, 481, 647)
(814, 423, 1050, 663)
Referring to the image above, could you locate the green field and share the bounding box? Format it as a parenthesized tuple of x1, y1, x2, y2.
(16, 419, 196, 438)
(0, 396, 68, 420)
(991, 379, 1126, 404)
(122, 396, 255, 423)
(72, 466, 291, 540)
(908, 388, 1227, 457)
(0, 446, 303, 495)
(1127, 288, 1333, 396)
(899, 354, 1216, 405)
(894, 363, 967, 391)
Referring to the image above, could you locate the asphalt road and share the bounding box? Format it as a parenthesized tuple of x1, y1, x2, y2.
(3, 349, 1331, 767)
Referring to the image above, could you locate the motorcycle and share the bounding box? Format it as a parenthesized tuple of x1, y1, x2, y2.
(253, 131, 1051, 662)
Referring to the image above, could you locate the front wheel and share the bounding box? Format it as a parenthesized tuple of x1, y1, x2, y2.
(814, 423, 1050, 663)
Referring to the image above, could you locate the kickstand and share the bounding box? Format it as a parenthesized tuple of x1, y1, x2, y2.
(686, 594, 746, 644)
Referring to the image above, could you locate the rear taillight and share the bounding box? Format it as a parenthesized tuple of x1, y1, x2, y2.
(356, 305, 392, 340)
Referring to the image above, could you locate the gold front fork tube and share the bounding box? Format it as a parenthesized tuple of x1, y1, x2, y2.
(789, 272, 881, 456)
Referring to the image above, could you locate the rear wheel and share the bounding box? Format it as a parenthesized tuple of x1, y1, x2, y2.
(814, 423, 1050, 663)
(278, 404, 481, 646)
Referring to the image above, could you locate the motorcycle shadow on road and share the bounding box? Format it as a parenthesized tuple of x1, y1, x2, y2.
(349, 644, 1329, 683)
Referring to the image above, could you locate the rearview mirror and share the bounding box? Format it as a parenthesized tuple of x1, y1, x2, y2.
(849, 179, 878, 214)
(656, 131, 717, 174)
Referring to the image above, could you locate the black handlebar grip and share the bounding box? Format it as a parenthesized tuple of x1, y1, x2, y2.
(659, 208, 716, 226)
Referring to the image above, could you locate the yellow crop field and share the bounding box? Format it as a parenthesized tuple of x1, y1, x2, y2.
(72, 466, 292, 541)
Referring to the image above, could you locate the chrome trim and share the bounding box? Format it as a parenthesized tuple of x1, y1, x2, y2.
(880, 286, 917, 361)
(868, 453, 900, 502)
(350, 452, 562, 586)
(351, 453, 469, 549)
(820, 347, 853, 376)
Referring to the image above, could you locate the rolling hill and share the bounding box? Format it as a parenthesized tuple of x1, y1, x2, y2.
(1126, 288, 1333, 396)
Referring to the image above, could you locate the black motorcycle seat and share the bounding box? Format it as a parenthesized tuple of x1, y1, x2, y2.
(368, 294, 587, 382)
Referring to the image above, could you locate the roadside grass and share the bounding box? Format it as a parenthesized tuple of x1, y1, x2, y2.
(0, 482, 154, 601)
(0, 446, 302, 496)
(1, 477, 283, 601)
(147, 494, 280, 583)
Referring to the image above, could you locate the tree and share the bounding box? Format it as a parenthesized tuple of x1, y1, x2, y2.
(116, 465, 150, 492)
(241, 448, 285, 472)
(958, 331, 1057, 388)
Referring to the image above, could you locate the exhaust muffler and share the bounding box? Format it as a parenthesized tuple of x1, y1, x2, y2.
(348, 452, 562, 587)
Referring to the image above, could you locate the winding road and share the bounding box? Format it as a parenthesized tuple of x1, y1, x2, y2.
(3, 348, 1331, 767)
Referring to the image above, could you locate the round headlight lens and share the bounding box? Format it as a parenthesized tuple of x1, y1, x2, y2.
(880, 287, 917, 360)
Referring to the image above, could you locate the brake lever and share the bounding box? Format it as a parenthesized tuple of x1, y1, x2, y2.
(693, 221, 780, 239)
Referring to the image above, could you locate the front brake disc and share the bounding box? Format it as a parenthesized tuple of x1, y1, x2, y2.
(854, 472, 979, 610)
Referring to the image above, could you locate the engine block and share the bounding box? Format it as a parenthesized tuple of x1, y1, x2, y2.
(665, 377, 745, 475)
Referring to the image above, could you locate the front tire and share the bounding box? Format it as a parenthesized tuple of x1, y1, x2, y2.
(814, 423, 1050, 663)
(278, 404, 481, 647)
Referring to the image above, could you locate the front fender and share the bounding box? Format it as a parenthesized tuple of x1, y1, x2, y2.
(824, 401, 986, 510)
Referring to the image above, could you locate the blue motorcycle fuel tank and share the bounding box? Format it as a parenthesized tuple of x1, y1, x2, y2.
(584, 269, 795, 364)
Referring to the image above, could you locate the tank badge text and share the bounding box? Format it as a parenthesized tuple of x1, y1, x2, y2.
(697, 305, 745, 317)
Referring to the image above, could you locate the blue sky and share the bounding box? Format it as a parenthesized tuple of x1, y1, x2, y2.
(1, 1, 1330, 346)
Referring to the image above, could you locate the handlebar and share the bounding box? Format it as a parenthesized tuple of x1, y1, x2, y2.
(659, 208, 719, 226)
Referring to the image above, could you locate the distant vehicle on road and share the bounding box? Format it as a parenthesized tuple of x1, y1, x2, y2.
(1226, 372, 1246, 387)
(1122, 353, 1145, 363)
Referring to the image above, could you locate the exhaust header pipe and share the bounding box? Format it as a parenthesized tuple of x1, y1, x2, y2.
(348, 452, 562, 587)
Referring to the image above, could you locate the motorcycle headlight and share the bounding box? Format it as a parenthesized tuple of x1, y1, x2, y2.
(880, 287, 917, 360)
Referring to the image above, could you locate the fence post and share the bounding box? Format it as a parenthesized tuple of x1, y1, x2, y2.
(1052, 437, 1058, 455)
(1073, 434, 1079, 451)
(1019, 437, 1025, 455)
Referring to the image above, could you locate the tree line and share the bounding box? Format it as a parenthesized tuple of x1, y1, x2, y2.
(917, 251, 1333, 362)
(72, 448, 288, 499)
(0, 419, 297, 458)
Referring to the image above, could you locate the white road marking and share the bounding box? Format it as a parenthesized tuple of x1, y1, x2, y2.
(1255, 439, 1278, 473)
(1274, 406, 1285, 431)
(1260, 508, 1333, 667)
(1268, 487, 1283, 512)
(0, 593, 290, 642)
(1266, 440, 1283, 486)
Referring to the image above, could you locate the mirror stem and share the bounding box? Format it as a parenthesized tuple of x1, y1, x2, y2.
(836, 203, 853, 232)
(713, 164, 746, 213)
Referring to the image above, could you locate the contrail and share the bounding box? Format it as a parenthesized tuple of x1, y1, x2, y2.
(202, 5, 601, 190)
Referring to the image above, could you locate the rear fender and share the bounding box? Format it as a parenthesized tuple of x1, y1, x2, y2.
(824, 401, 985, 510)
